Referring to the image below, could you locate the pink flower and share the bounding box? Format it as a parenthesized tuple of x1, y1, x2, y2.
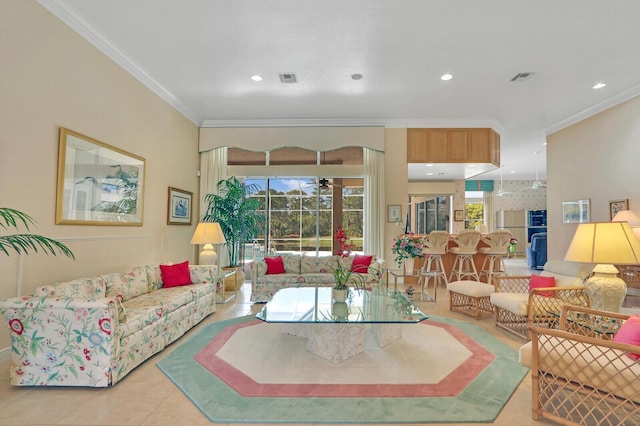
(9, 319, 24, 335)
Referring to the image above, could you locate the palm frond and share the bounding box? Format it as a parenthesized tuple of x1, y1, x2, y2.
(0, 207, 34, 231)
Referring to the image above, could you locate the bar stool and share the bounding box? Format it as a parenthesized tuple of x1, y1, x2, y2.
(478, 229, 512, 284)
(418, 231, 449, 300)
(448, 229, 481, 282)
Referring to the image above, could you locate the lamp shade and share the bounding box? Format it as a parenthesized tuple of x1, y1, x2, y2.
(190, 222, 226, 245)
(612, 210, 640, 226)
(564, 222, 640, 265)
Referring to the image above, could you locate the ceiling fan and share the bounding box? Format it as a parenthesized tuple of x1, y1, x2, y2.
(493, 165, 512, 197)
(521, 151, 547, 191)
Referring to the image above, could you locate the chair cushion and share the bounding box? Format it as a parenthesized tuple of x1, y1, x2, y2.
(490, 292, 529, 316)
(447, 280, 494, 297)
(529, 275, 555, 297)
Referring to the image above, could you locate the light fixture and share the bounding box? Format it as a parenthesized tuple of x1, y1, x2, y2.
(190, 222, 226, 265)
(251, 75, 263, 82)
(441, 73, 453, 81)
(564, 222, 640, 312)
(593, 82, 607, 89)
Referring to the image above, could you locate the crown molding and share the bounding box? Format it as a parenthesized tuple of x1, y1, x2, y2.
(201, 118, 504, 133)
(37, 0, 202, 125)
(545, 84, 640, 135)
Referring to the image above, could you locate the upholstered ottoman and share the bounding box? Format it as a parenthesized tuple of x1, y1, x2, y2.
(447, 280, 495, 320)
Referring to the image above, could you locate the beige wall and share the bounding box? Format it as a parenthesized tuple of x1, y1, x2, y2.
(0, 1, 200, 349)
(547, 95, 640, 260)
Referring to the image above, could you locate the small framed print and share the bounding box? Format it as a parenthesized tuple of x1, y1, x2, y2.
(562, 199, 590, 224)
(167, 187, 193, 225)
(454, 210, 464, 222)
(610, 199, 629, 221)
(388, 205, 401, 223)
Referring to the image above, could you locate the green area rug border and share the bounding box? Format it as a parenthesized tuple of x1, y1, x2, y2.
(157, 315, 529, 424)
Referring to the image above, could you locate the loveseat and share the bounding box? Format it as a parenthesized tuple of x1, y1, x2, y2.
(521, 306, 640, 425)
(250, 254, 384, 302)
(0, 262, 219, 387)
(490, 260, 593, 340)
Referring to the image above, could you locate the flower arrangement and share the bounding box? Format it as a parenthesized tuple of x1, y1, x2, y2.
(333, 226, 355, 290)
(391, 232, 423, 267)
(509, 237, 518, 245)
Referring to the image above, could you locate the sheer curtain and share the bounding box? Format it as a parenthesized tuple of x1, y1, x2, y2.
(364, 148, 385, 257)
(198, 147, 228, 265)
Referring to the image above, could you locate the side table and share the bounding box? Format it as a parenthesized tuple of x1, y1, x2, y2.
(216, 269, 237, 304)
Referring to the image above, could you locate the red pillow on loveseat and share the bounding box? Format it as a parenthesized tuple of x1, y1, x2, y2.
(529, 275, 555, 297)
(160, 260, 192, 287)
(613, 314, 640, 360)
(264, 256, 286, 274)
(351, 254, 373, 273)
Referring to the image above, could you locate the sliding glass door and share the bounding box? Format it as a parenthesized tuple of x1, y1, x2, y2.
(243, 178, 363, 263)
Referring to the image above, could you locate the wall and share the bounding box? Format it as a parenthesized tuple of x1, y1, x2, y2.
(547, 95, 640, 260)
(0, 1, 200, 350)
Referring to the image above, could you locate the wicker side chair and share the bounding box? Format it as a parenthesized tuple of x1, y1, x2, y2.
(528, 306, 640, 426)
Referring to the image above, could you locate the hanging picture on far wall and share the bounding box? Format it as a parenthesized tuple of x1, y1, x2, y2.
(561, 199, 591, 224)
(609, 199, 629, 221)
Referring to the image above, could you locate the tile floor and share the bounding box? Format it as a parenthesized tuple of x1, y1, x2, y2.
(0, 259, 560, 426)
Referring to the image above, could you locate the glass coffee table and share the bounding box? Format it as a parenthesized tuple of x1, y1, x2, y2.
(256, 287, 428, 363)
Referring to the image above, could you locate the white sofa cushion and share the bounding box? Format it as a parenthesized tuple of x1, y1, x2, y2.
(34, 276, 106, 300)
(490, 292, 529, 316)
(105, 266, 149, 301)
(541, 260, 593, 287)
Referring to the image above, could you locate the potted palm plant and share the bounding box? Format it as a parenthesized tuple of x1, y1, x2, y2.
(202, 177, 263, 289)
(1, 207, 74, 259)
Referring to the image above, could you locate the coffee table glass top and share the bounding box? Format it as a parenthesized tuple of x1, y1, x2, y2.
(256, 287, 428, 323)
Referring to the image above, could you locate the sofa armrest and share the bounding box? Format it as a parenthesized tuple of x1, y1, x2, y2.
(527, 286, 590, 325)
(559, 305, 627, 339)
(0, 296, 119, 386)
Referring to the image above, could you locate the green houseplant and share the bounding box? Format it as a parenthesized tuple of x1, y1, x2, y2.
(202, 177, 263, 267)
(1, 207, 74, 259)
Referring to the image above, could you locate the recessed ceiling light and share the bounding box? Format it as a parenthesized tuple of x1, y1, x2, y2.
(510, 170, 516, 174)
(441, 73, 453, 81)
(593, 82, 607, 89)
(251, 75, 263, 82)
(426, 163, 434, 167)
(426, 172, 434, 176)
(351, 73, 363, 80)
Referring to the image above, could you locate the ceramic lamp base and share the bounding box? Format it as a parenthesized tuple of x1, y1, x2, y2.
(585, 265, 626, 313)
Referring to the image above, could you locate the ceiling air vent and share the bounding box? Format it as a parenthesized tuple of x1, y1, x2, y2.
(279, 73, 297, 83)
(510, 72, 536, 82)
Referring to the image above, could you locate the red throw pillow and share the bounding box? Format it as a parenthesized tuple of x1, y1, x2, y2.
(529, 275, 555, 297)
(265, 256, 285, 274)
(160, 261, 192, 288)
(613, 314, 640, 360)
(351, 254, 373, 273)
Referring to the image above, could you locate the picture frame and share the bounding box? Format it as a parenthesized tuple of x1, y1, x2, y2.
(56, 128, 145, 225)
(562, 199, 591, 224)
(168, 187, 193, 225)
(609, 199, 629, 220)
(387, 205, 401, 223)
(454, 210, 464, 222)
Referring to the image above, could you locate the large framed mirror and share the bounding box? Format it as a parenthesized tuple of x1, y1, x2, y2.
(56, 128, 145, 225)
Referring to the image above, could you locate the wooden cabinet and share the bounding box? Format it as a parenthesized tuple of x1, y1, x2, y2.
(407, 128, 500, 166)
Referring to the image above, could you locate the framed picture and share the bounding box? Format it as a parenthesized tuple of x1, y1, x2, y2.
(610, 199, 629, 220)
(387, 205, 401, 223)
(562, 199, 591, 224)
(56, 128, 145, 225)
(454, 210, 464, 222)
(168, 187, 193, 225)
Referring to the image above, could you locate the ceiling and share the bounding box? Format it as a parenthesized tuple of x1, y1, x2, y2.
(39, 0, 640, 181)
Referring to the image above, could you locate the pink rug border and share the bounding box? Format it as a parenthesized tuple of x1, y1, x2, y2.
(194, 319, 495, 397)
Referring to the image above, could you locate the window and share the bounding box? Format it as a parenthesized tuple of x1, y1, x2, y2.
(464, 191, 484, 230)
(243, 178, 364, 263)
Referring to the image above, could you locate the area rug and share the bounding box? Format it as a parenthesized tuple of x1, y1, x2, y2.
(157, 315, 528, 424)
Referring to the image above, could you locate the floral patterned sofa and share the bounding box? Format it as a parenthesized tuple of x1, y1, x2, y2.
(250, 254, 384, 302)
(0, 263, 219, 387)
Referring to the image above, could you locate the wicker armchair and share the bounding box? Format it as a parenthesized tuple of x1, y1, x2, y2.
(490, 260, 593, 340)
(528, 306, 640, 426)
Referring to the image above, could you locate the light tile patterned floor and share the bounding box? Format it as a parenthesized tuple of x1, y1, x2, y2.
(0, 258, 558, 425)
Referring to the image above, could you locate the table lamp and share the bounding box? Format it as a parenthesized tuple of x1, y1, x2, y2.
(190, 222, 226, 265)
(564, 221, 640, 312)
